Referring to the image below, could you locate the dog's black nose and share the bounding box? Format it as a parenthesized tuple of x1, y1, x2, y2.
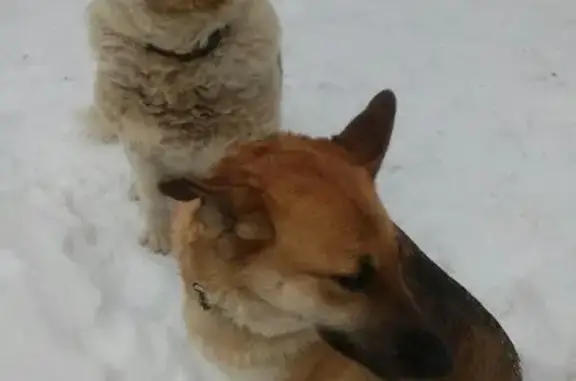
(394, 329, 453, 378)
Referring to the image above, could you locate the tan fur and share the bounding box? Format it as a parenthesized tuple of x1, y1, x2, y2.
(164, 90, 522, 381)
(172, 199, 379, 381)
(169, 135, 400, 381)
(84, 0, 282, 253)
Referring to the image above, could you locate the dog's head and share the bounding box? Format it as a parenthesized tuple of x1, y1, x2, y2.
(160, 90, 452, 379)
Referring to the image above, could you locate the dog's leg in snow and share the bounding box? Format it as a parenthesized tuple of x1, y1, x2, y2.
(124, 148, 171, 254)
(80, 71, 122, 143)
(80, 104, 119, 143)
(128, 181, 140, 202)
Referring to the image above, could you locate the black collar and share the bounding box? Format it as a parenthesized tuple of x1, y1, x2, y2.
(145, 25, 229, 62)
(192, 282, 212, 311)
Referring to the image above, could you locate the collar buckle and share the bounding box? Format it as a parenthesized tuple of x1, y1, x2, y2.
(192, 282, 211, 311)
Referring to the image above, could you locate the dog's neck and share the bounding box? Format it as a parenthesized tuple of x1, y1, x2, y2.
(173, 201, 320, 379)
(187, 276, 313, 339)
(145, 25, 229, 62)
(184, 294, 318, 380)
(181, 202, 313, 339)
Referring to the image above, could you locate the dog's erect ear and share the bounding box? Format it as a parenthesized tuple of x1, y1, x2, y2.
(159, 177, 274, 243)
(332, 89, 397, 178)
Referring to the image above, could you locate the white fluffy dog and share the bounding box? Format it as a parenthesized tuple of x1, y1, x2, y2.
(84, 0, 283, 253)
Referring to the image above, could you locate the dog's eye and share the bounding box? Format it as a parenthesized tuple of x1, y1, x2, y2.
(333, 255, 375, 292)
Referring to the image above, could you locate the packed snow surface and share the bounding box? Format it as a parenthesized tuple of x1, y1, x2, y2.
(1, 0, 575, 379)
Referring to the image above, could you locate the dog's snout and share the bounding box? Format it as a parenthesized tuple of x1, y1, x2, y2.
(394, 328, 452, 378)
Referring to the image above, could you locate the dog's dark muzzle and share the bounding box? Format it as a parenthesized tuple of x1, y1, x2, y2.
(392, 328, 452, 378)
(318, 324, 452, 380)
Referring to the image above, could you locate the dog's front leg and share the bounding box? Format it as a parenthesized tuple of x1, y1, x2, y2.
(125, 149, 171, 254)
(83, 71, 122, 143)
(128, 180, 140, 202)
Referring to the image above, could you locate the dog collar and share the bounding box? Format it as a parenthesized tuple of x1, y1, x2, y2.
(145, 25, 229, 62)
(192, 282, 212, 311)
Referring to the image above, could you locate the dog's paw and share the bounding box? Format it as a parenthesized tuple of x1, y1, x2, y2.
(128, 182, 140, 202)
(139, 228, 171, 255)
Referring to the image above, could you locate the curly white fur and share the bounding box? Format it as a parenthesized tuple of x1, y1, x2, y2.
(84, 0, 282, 253)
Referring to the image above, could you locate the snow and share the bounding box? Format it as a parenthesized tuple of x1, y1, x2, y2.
(0, 0, 575, 379)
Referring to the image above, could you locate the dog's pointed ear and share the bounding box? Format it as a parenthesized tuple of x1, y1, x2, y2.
(332, 89, 397, 178)
(158, 177, 274, 243)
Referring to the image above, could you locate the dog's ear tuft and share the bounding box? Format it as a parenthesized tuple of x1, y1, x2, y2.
(332, 89, 397, 178)
(159, 176, 275, 250)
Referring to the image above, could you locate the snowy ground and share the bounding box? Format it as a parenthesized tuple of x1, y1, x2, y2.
(1, 0, 575, 379)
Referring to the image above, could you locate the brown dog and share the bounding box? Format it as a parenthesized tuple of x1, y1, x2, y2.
(159, 90, 523, 381)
